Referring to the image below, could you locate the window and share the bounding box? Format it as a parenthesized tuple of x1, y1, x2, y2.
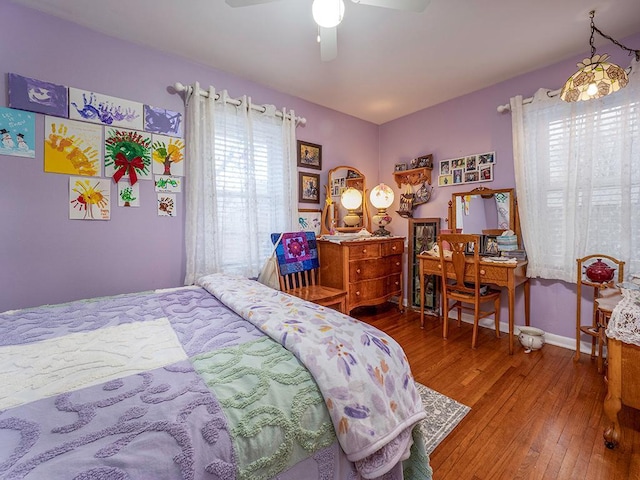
(512, 74, 640, 282)
(184, 86, 297, 285)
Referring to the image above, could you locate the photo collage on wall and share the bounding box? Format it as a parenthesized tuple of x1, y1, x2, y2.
(5, 73, 185, 219)
(438, 151, 495, 187)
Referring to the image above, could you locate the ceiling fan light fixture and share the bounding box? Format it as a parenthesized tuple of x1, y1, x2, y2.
(560, 10, 639, 102)
(312, 0, 345, 28)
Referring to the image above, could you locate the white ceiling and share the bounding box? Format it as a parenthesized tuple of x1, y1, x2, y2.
(10, 0, 640, 124)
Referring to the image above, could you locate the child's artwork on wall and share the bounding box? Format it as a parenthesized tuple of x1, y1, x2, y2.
(298, 209, 322, 235)
(8, 73, 68, 118)
(438, 151, 495, 187)
(104, 128, 152, 185)
(69, 176, 111, 220)
(0, 107, 35, 158)
(151, 134, 185, 176)
(69, 88, 144, 130)
(44, 116, 102, 176)
(154, 175, 182, 192)
(144, 105, 182, 137)
(157, 193, 176, 217)
(118, 181, 140, 207)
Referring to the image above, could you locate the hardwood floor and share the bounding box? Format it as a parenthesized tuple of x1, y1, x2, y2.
(351, 304, 640, 480)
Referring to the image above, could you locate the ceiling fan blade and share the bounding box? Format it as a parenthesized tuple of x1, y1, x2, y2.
(319, 27, 338, 62)
(351, 0, 430, 12)
(225, 0, 281, 7)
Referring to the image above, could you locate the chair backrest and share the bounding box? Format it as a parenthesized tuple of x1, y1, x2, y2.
(438, 233, 482, 298)
(271, 231, 320, 291)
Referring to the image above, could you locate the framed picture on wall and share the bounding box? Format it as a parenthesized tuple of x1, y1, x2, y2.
(299, 172, 320, 203)
(298, 208, 322, 235)
(297, 140, 322, 170)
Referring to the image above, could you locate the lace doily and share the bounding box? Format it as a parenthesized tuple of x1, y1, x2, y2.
(606, 283, 640, 347)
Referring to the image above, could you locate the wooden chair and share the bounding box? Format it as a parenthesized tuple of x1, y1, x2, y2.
(437, 233, 502, 349)
(575, 254, 625, 371)
(271, 232, 347, 314)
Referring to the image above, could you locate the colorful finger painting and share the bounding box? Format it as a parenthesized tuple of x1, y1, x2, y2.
(44, 117, 102, 176)
(154, 175, 182, 193)
(144, 105, 182, 137)
(104, 128, 152, 184)
(69, 176, 111, 220)
(157, 194, 176, 217)
(152, 134, 185, 176)
(69, 88, 144, 130)
(0, 107, 35, 158)
(8, 73, 68, 118)
(118, 181, 140, 207)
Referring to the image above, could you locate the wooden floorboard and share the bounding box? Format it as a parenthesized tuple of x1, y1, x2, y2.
(351, 304, 640, 480)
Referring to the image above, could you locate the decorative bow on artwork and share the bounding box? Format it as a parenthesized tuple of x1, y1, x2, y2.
(112, 152, 144, 185)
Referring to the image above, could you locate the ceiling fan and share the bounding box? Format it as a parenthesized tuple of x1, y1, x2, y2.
(225, 0, 431, 61)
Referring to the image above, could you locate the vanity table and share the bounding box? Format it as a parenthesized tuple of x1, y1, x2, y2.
(418, 186, 530, 354)
(318, 237, 404, 315)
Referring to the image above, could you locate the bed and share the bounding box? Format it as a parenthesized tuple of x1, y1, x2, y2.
(0, 273, 432, 479)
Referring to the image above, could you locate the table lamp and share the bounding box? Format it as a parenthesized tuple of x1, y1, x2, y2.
(340, 187, 363, 226)
(370, 183, 394, 236)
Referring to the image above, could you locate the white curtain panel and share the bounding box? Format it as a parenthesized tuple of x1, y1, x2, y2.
(184, 82, 298, 284)
(511, 59, 640, 282)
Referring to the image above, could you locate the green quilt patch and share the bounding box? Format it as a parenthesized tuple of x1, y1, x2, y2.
(192, 337, 335, 480)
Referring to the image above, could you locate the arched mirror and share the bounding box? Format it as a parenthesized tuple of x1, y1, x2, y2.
(320, 166, 370, 234)
(448, 186, 519, 240)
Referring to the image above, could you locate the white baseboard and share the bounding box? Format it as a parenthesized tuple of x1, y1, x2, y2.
(443, 313, 595, 355)
(398, 300, 596, 355)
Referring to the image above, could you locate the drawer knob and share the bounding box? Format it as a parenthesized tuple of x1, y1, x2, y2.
(356, 268, 361, 274)
(480, 269, 486, 275)
(355, 291, 361, 296)
(396, 262, 400, 266)
(395, 281, 399, 286)
(392, 246, 397, 250)
(362, 248, 367, 254)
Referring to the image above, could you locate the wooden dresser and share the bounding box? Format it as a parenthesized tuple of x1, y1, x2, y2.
(317, 237, 404, 315)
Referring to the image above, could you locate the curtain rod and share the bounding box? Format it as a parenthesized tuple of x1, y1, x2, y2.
(496, 88, 562, 113)
(173, 82, 306, 126)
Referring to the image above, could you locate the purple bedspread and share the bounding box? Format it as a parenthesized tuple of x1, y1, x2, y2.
(0, 284, 430, 480)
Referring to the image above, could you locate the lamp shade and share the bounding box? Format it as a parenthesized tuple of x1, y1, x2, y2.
(370, 183, 395, 210)
(312, 0, 345, 28)
(340, 187, 363, 210)
(560, 54, 629, 102)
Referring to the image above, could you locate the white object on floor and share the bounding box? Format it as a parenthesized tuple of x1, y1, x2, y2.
(518, 326, 545, 353)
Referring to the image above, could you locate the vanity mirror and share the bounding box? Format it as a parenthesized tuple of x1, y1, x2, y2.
(320, 165, 370, 234)
(447, 186, 520, 243)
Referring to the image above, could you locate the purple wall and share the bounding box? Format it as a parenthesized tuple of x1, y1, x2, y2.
(379, 32, 640, 339)
(0, 0, 378, 311)
(2, 0, 638, 342)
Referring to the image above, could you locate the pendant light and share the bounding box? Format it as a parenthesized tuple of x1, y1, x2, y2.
(560, 10, 640, 102)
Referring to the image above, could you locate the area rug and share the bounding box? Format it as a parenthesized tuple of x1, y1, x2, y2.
(416, 382, 470, 454)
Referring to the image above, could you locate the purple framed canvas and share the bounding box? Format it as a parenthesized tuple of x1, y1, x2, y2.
(8, 73, 68, 118)
(144, 105, 183, 137)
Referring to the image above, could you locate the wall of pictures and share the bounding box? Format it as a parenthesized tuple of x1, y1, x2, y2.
(437, 151, 495, 187)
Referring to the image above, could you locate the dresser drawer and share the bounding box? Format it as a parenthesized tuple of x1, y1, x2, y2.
(349, 278, 387, 304)
(386, 273, 402, 294)
(346, 242, 381, 260)
(348, 255, 403, 282)
(381, 239, 404, 257)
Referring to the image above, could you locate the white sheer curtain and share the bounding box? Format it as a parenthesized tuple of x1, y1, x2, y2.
(184, 83, 298, 285)
(511, 59, 640, 282)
